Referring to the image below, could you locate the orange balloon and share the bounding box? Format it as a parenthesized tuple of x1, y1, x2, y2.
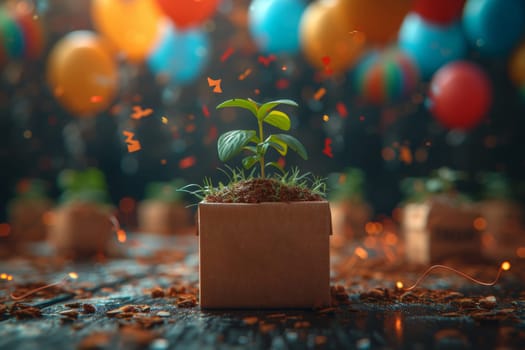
(91, 0, 163, 62)
(300, 0, 366, 74)
(47, 31, 119, 117)
(510, 41, 525, 86)
(341, 0, 412, 45)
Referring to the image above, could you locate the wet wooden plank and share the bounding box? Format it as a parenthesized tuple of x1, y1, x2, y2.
(0, 234, 524, 349)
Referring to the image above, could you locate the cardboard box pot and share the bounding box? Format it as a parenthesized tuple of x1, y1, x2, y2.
(402, 197, 482, 265)
(47, 202, 115, 259)
(198, 201, 332, 309)
(137, 200, 193, 235)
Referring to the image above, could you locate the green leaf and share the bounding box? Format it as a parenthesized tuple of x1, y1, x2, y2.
(242, 155, 259, 169)
(217, 130, 257, 161)
(264, 135, 288, 156)
(216, 98, 258, 117)
(273, 134, 308, 160)
(257, 99, 298, 120)
(266, 161, 284, 173)
(263, 110, 291, 131)
(243, 145, 258, 154)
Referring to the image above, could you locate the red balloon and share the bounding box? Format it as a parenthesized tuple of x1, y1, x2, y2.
(155, 0, 219, 29)
(429, 61, 492, 130)
(413, 0, 466, 24)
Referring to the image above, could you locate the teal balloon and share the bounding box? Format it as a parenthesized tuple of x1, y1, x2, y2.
(398, 13, 466, 79)
(0, 8, 24, 59)
(463, 0, 525, 57)
(148, 23, 209, 86)
(249, 0, 306, 54)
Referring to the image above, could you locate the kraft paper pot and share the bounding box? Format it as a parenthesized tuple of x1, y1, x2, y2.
(198, 201, 332, 309)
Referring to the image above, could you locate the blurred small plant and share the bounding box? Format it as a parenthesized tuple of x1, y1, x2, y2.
(144, 179, 187, 203)
(476, 172, 513, 200)
(13, 178, 49, 200)
(327, 167, 366, 203)
(400, 167, 468, 203)
(57, 168, 110, 204)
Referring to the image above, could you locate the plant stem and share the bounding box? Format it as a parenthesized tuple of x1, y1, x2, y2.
(258, 119, 265, 178)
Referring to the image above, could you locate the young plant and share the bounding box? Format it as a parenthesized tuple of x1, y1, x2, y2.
(216, 98, 307, 178)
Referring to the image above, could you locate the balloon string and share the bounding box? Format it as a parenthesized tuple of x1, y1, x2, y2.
(403, 262, 509, 291)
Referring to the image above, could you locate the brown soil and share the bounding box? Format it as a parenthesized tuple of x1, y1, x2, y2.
(204, 178, 324, 203)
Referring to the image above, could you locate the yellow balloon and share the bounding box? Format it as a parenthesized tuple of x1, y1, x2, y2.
(300, 0, 366, 74)
(91, 0, 163, 62)
(341, 0, 412, 45)
(47, 31, 119, 117)
(510, 41, 525, 86)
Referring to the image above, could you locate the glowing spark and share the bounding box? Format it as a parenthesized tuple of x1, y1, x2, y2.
(68, 272, 78, 280)
(281, 65, 287, 71)
(501, 261, 511, 271)
(473, 217, 487, 231)
(117, 229, 127, 243)
(322, 114, 329, 122)
(161, 116, 168, 124)
(122, 131, 141, 153)
(396, 281, 404, 289)
(207, 77, 222, 93)
(1, 273, 7, 279)
(354, 246, 368, 260)
(90, 95, 103, 103)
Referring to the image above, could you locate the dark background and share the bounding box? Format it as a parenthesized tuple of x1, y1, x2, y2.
(1, 0, 525, 224)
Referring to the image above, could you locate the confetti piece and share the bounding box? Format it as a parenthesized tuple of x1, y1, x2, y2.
(122, 131, 141, 153)
(336, 102, 348, 118)
(254, 88, 260, 95)
(185, 124, 196, 133)
(359, 115, 365, 121)
(207, 77, 222, 93)
(160, 159, 167, 165)
(238, 68, 252, 81)
(68, 272, 78, 279)
(220, 47, 235, 62)
(322, 114, 329, 122)
(161, 116, 168, 124)
(90, 95, 103, 103)
(179, 156, 196, 169)
(204, 126, 218, 145)
(399, 146, 413, 164)
(258, 54, 276, 67)
(314, 87, 326, 101)
(321, 56, 333, 75)
(277, 157, 286, 169)
(322, 138, 333, 158)
(131, 105, 153, 120)
(281, 65, 287, 71)
(275, 79, 289, 90)
(202, 105, 210, 118)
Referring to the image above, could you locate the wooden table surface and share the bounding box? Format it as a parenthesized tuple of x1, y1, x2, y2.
(1, 233, 524, 350)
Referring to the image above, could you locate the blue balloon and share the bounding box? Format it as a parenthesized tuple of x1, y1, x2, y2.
(463, 0, 525, 57)
(147, 23, 209, 86)
(249, 0, 306, 54)
(398, 13, 467, 79)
